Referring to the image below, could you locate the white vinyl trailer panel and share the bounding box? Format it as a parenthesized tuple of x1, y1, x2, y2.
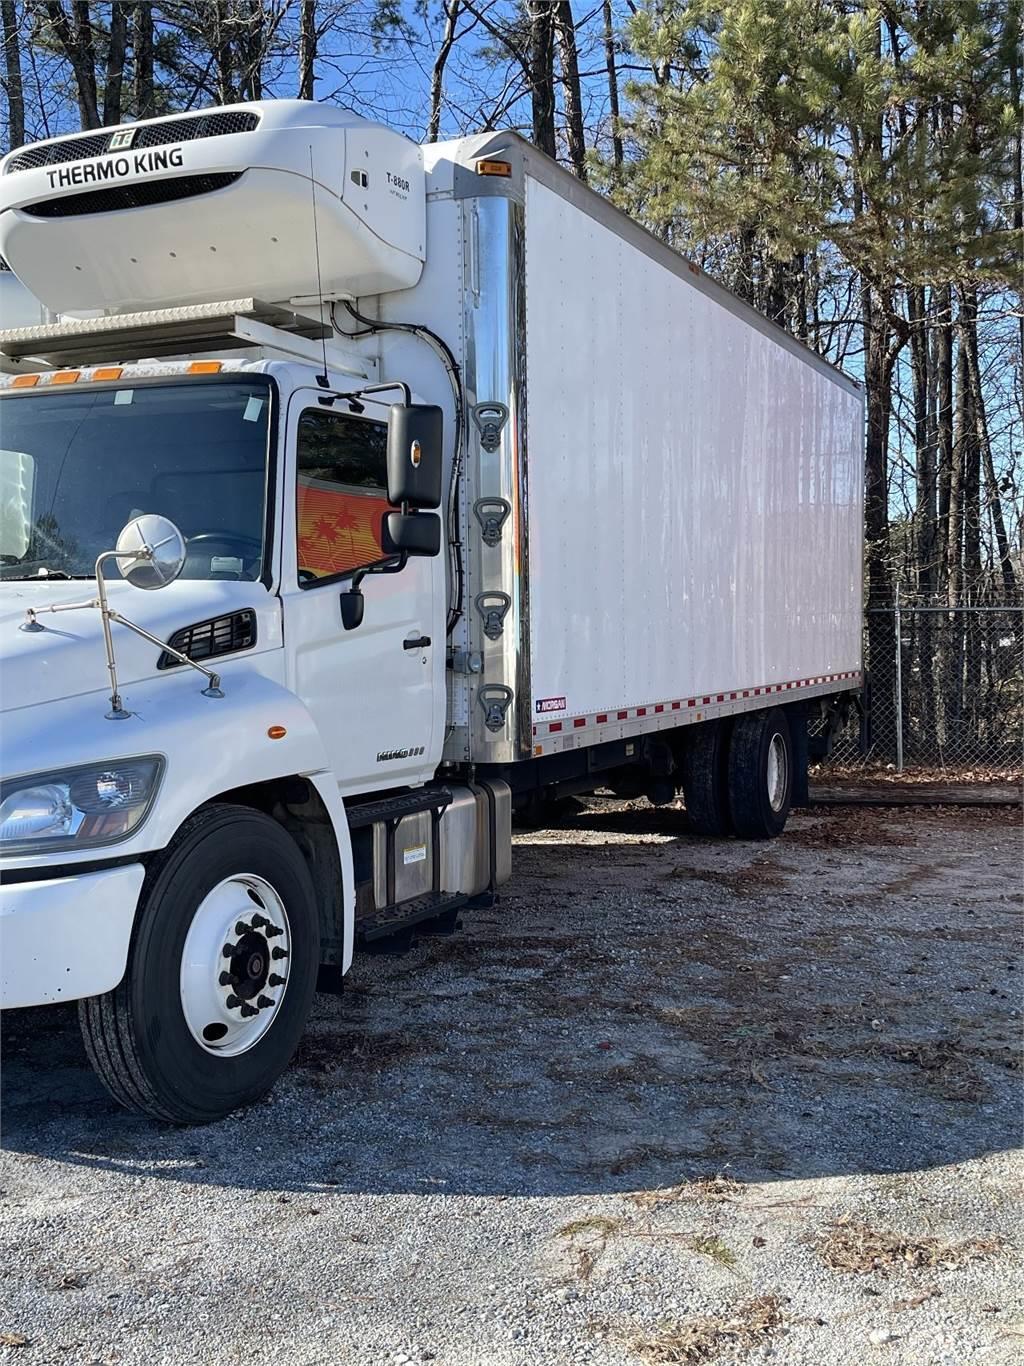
(523, 176, 864, 742)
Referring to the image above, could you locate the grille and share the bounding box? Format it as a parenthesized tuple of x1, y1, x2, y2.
(23, 172, 242, 218)
(158, 610, 257, 670)
(7, 110, 260, 174)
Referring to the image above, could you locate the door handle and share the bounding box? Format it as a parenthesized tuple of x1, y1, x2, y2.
(403, 635, 431, 650)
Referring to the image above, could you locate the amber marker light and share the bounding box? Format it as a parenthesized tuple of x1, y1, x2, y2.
(11, 374, 40, 387)
(188, 361, 223, 374)
(93, 366, 124, 381)
(267, 726, 287, 740)
(52, 370, 81, 384)
(476, 159, 512, 177)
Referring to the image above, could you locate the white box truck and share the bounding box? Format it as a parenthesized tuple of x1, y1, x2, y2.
(0, 101, 863, 1122)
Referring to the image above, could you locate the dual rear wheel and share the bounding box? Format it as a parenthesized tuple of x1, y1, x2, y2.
(680, 707, 793, 839)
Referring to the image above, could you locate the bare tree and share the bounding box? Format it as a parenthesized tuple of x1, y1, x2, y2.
(1, 0, 25, 147)
(298, 0, 316, 99)
(103, 0, 127, 123)
(553, 0, 584, 178)
(133, 0, 154, 116)
(427, 0, 460, 142)
(601, 0, 621, 170)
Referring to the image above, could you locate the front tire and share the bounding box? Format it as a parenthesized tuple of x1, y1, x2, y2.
(727, 708, 793, 839)
(79, 804, 319, 1124)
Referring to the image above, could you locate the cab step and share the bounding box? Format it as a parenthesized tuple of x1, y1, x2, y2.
(357, 891, 467, 944)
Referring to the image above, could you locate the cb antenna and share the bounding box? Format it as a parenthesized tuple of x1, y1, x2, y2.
(308, 144, 330, 389)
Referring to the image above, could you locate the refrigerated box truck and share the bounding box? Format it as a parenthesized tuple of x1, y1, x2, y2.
(0, 101, 863, 1122)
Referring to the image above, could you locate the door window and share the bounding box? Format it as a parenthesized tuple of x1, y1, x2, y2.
(295, 409, 390, 585)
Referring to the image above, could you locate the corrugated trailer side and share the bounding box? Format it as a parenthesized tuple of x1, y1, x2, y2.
(521, 172, 863, 758)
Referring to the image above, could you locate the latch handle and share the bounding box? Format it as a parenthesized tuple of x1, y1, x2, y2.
(475, 591, 511, 641)
(478, 684, 514, 732)
(473, 498, 512, 547)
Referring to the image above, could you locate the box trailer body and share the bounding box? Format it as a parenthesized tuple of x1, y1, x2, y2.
(0, 101, 863, 1123)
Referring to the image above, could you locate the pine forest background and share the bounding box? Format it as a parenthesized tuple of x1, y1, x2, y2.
(1, 1, 1021, 771)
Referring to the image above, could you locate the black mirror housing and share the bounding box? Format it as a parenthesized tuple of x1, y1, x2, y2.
(383, 510, 442, 558)
(339, 587, 365, 630)
(387, 404, 443, 509)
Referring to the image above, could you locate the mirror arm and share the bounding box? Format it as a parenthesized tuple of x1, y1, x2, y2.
(105, 610, 224, 698)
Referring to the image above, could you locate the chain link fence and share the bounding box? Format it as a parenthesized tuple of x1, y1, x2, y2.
(822, 597, 1023, 776)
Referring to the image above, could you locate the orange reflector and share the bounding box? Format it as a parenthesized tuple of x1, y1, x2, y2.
(476, 159, 511, 177)
(52, 370, 81, 384)
(93, 366, 124, 381)
(12, 374, 40, 387)
(188, 361, 223, 374)
(267, 725, 287, 740)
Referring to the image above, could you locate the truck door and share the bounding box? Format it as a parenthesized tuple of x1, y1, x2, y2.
(280, 392, 444, 794)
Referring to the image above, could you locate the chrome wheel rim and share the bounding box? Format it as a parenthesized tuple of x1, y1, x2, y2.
(766, 733, 789, 813)
(179, 874, 291, 1057)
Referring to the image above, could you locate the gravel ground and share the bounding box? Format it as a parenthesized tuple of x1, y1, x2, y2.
(1, 799, 1021, 1366)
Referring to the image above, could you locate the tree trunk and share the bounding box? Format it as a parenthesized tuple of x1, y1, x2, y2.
(298, 0, 316, 100)
(908, 285, 933, 593)
(103, 0, 128, 124)
(44, 1, 101, 127)
(1, 0, 24, 149)
(212, 0, 237, 105)
(933, 282, 954, 589)
(427, 0, 459, 142)
(526, 0, 555, 158)
(602, 0, 622, 170)
(962, 296, 1016, 594)
(553, 0, 586, 180)
(133, 0, 154, 116)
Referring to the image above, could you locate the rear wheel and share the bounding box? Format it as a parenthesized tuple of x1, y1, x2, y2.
(79, 804, 319, 1124)
(680, 720, 733, 836)
(727, 708, 793, 839)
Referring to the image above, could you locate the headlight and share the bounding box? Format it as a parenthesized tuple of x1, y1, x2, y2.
(0, 756, 163, 856)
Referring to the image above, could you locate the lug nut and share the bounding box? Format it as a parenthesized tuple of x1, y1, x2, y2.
(268, 973, 285, 987)
(234, 920, 251, 936)
(219, 971, 237, 987)
(250, 913, 268, 929)
(221, 942, 236, 958)
(271, 947, 289, 960)
(265, 924, 285, 939)
(225, 994, 242, 1009)
(256, 995, 274, 1009)
(239, 1003, 257, 1018)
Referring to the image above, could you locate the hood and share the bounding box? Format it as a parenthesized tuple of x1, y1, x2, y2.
(1, 578, 281, 712)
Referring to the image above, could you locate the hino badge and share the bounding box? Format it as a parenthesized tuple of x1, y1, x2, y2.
(0, 101, 863, 1123)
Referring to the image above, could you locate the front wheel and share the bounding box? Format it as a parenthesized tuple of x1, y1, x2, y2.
(79, 804, 320, 1124)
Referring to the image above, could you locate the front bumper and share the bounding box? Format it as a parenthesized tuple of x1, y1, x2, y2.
(0, 863, 145, 1008)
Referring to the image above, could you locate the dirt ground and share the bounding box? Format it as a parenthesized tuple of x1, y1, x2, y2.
(0, 800, 1021, 1366)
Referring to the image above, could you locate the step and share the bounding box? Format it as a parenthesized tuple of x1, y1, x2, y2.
(357, 891, 466, 943)
(346, 786, 453, 831)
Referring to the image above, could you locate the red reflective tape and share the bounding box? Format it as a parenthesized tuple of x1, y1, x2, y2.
(596, 713, 608, 724)
(702, 696, 711, 705)
(716, 694, 724, 702)
(617, 710, 628, 720)
(573, 717, 586, 728)
(688, 699, 696, 707)
(672, 701, 681, 710)
(637, 707, 647, 716)
(549, 722, 562, 733)
(742, 690, 749, 698)
(655, 704, 664, 713)
(730, 692, 737, 700)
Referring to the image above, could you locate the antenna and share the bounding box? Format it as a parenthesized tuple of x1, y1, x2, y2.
(308, 144, 330, 389)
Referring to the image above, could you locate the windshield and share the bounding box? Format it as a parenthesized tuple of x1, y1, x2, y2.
(0, 378, 271, 581)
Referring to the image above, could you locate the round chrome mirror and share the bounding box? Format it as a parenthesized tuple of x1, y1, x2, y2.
(115, 514, 186, 590)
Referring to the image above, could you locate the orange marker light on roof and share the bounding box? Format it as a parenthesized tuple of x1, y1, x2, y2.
(12, 374, 40, 387)
(267, 725, 287, 740)
(476, 159, 512, 177)
(188, 361, 223, 374)
(93, 366, 124, 381)
(52, 370, 81, 384)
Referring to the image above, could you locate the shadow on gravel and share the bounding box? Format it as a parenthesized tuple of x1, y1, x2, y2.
(2, 803, 1020, 1201)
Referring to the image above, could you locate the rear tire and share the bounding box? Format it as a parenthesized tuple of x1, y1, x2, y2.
(680, 720, 733, 836)
(79, 804, 319, 1124)
(727, 708, 793, 839)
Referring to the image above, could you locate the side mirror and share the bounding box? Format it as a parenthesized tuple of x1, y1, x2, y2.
(115, 514, 186, 590)
(383, 510, 441, 558)
(387, 404, 443, 509)
(339, 587, 365, 631)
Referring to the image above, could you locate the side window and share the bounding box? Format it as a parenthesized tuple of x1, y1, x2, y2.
(296, 409, 390, 583)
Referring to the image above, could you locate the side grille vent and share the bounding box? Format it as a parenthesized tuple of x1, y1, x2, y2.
(158, 610, 256, 670)
(23, 172, 243, 219)
(7, 110, 260, 174)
